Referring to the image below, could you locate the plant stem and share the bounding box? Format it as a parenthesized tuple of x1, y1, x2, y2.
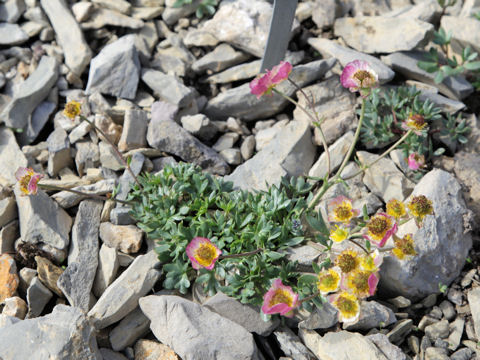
(347, 237, 369, 255)
(334, 98, 366, 181)
(273, 87, 331, 178)
(220, 248, 263, 259)
(298, 291, 321, 305)
(306, 179, 331, 212)
(80, 115, 142, 188)
(342, 130, 413, 181)
(39, 183, 133, 205)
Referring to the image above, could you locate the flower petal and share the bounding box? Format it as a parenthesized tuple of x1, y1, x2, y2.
(15, 167, 30, 181)
(368, 272, 379, 296)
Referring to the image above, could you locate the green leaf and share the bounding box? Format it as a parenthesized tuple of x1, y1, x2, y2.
(298, 274, 318, 285)
(362, 204, 369, 221)
(434, 71, 445, 84)
(433, 147, 446, 156)
(284, 237, 304, 247)
(464, 61, 480, 70)
(306, 212, 329, 235)
(417, 61, 439, 73)
(365, 240, 371, 252)
(267, 251, 285, 261)
(458, 135, 468, 144)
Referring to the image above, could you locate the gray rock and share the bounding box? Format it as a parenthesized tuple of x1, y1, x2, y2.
(26, 276, 52, 318)
(356, 151, 415, 203)
(334, 16, 433, 54)
(388, 296, 411, 309)
(86, 35, 140, 100)
(453, 151, 480, 226)
(0, 220, 18, 254)
(47, 127, 71, 176)
(380, 169, 472, 299)
(0, 196, 17, 228)
(57, 200, 103, 311)
(109, 306, 150, 351)
(99, 348, 128, 360)
(387, 0, 441, 22)
(225, 119, 314, 191)
(425, 347, 449, 360)
(15, 189, 72, 262)
(99, 141, 124, 171)
(88, 250, 161, 329)
(141, 68, 194, 107)
(162, 0, 200, 25)
(21, 21, 44, 37)
(274, 326, 316, 360)
(439, 300, 456, 320)
(441, 16, 480, 54)
(51, 179, 115, 209)
(115, 151, 144, 202)
(201, 0, 297, 58)
(147, 101, 229, 175)
(447, 317, 465, 351)
(308, 38, 394, 84)
(118, 109, 148, 151)
(18, 101, 57, 146)
(204, 59, 336, 121)
(219, 148, 242, 165)
(298, 302, 339, 330)
(451, 348, 473, 360)
(381, 51, 474, 100)
(203, 292, 279, 336)
(81, 8, 144, 29)
(293, 75, 356, 145)
(192, 43, 249, 74)
(240, 135, 255, 160)
(299, 329, 388, 360)
(139, 295, 261, 360)
(0, 0, 26, 23)
(0, 304, 100, 359)
(366, 333, 406, 360)
(344, 300, 397, 331)
(1, 56, 58, 129)
(110, 207, 135, 225)
(99, 222, 143, 254)
(386, 319, 413, 344)
(213, 132, 239, 152)
(468, 287, 480, 339)
(71, 1, 94, 22)
(92, 0, 131, 14)
(92, 244, 119, 298)
(75, 141, 100, 177)
(0, 127, 28, 185)
(0, 23, 28, 45)
(311, 0, 336, 29)
(418, 91, 466, 114)
(180, 114, 218, 142)
(40, 0, 92, 76)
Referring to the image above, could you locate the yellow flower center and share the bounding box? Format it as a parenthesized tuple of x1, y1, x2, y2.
(317, 269, 340, 293)
(64, 101, 81, 119)
(336, 251, 359, 273)
(386, 200, 406, 219)
(330, 226, 348, 243)
(367, 216, 391, 240)
(393, 234, 416, 259)
(347, 270, 371, 296)
(334, 292, 359, 319)
(408, 195, 433, 220)
(407, 114, 427, 131)
(194, 243, 217, 267)
(269, 289, 294, 307)
(360, 255, 375, 271)
(334, 203, 354, 222)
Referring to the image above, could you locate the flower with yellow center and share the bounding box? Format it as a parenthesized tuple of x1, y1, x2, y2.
(364, 213, 397, 247)
(402, 113, 428, 135)
(64, 100, 81, 119)
(186, 237, 222, 270)
(329, 225, 349, 243)
(317, 267, 341, 295)
(15, 167, 44, 195)
(261, 278, 299, 317)
(346, 270, 379, 298)
(335, 249, 360, 274)
(360, 249, 383, 272)
(328, 196, 359, 224)
(330, 291, 360, 324)
(407, 195, 433, 223)
(386, 199, 406, 220)
(392, 234, 417, 260)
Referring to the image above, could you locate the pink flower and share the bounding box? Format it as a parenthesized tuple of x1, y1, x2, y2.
(407, 153, 425, 171)
(327, 195, 360, 223)
(186, 237, 222, 270)
(340, 60, 378, 96)
(261, 278, 298, 317)
(15, 167, 43, 195)
(249, 61, 292, 99)
(363, 213, 398, 248)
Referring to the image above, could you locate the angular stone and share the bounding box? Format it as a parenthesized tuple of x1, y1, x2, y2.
(40, 0, 92, 76)
(99, 222, 143, 254)
(0, 23, 28, 45)
(344, 300, 397, 331)
(297, 302, 338, 330)
(118, 109, 148, 151)
(147, 101, 229, 175)
(81, 7, 144, 29)
(180, 114, 218, 142)
(204, 59, 336, 121)
(92, 244, 119, 298)
(26, 276, 52, 318)
(0, 127, 28, 185)
(203, 292, 279, 336)
(162, 0, 200, 25)
(0, 305, 100, 359)
(88, 250, 161, 329)
(75, 141, 100, 177)
(334, 16, 433, 54)
(0, 220, 18, 254)
(110, 207, 135, 225)
(72, 1, 94, 22)
(299, 329, 388, 360)
(381, 51, 474, 100)
(273, 326, 316, 360)
(0, 196, 17, 228)
(134, 339, 179, 360)
(240, 135, 255, 160)
(308, 38, 395, 84)
(2, 296, 27, 319)
(213, 132, 239, 152)
(468, 287, 480, 340)
(447, 317, 465, 351)
(366, 333, 407, 360)
(15, 189, 72, 260)
(1, 56, 58, 129)
(92, 0, 132, 14)
(35, 255, 63, 297)
(51, 178, 115, 209)
(99, 141, 124, 171)
(99, 348, 129, 360)
(220, 148, 242, 165)
(357, 151, 415, 203)
(0, 0, 26, 23)
(47, 127, 71, 176)
(0, 254, 19, 303)
(453, 151, 480, 226)
(192, 43, 249, 74)
(226, 119, 315, 191)
(110, 306, 150, 351)
(380, 169, 472, 299)
(18, 101, 57, 146)
(86, 35, 140, 100)
(141, 69, 194, 107)
(425, 319, 450, 339)
(139, 295, 261, 360)
(441, 16, 480, 54)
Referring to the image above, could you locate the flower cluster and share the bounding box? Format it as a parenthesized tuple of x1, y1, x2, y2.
(249, 61, 292, 99)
